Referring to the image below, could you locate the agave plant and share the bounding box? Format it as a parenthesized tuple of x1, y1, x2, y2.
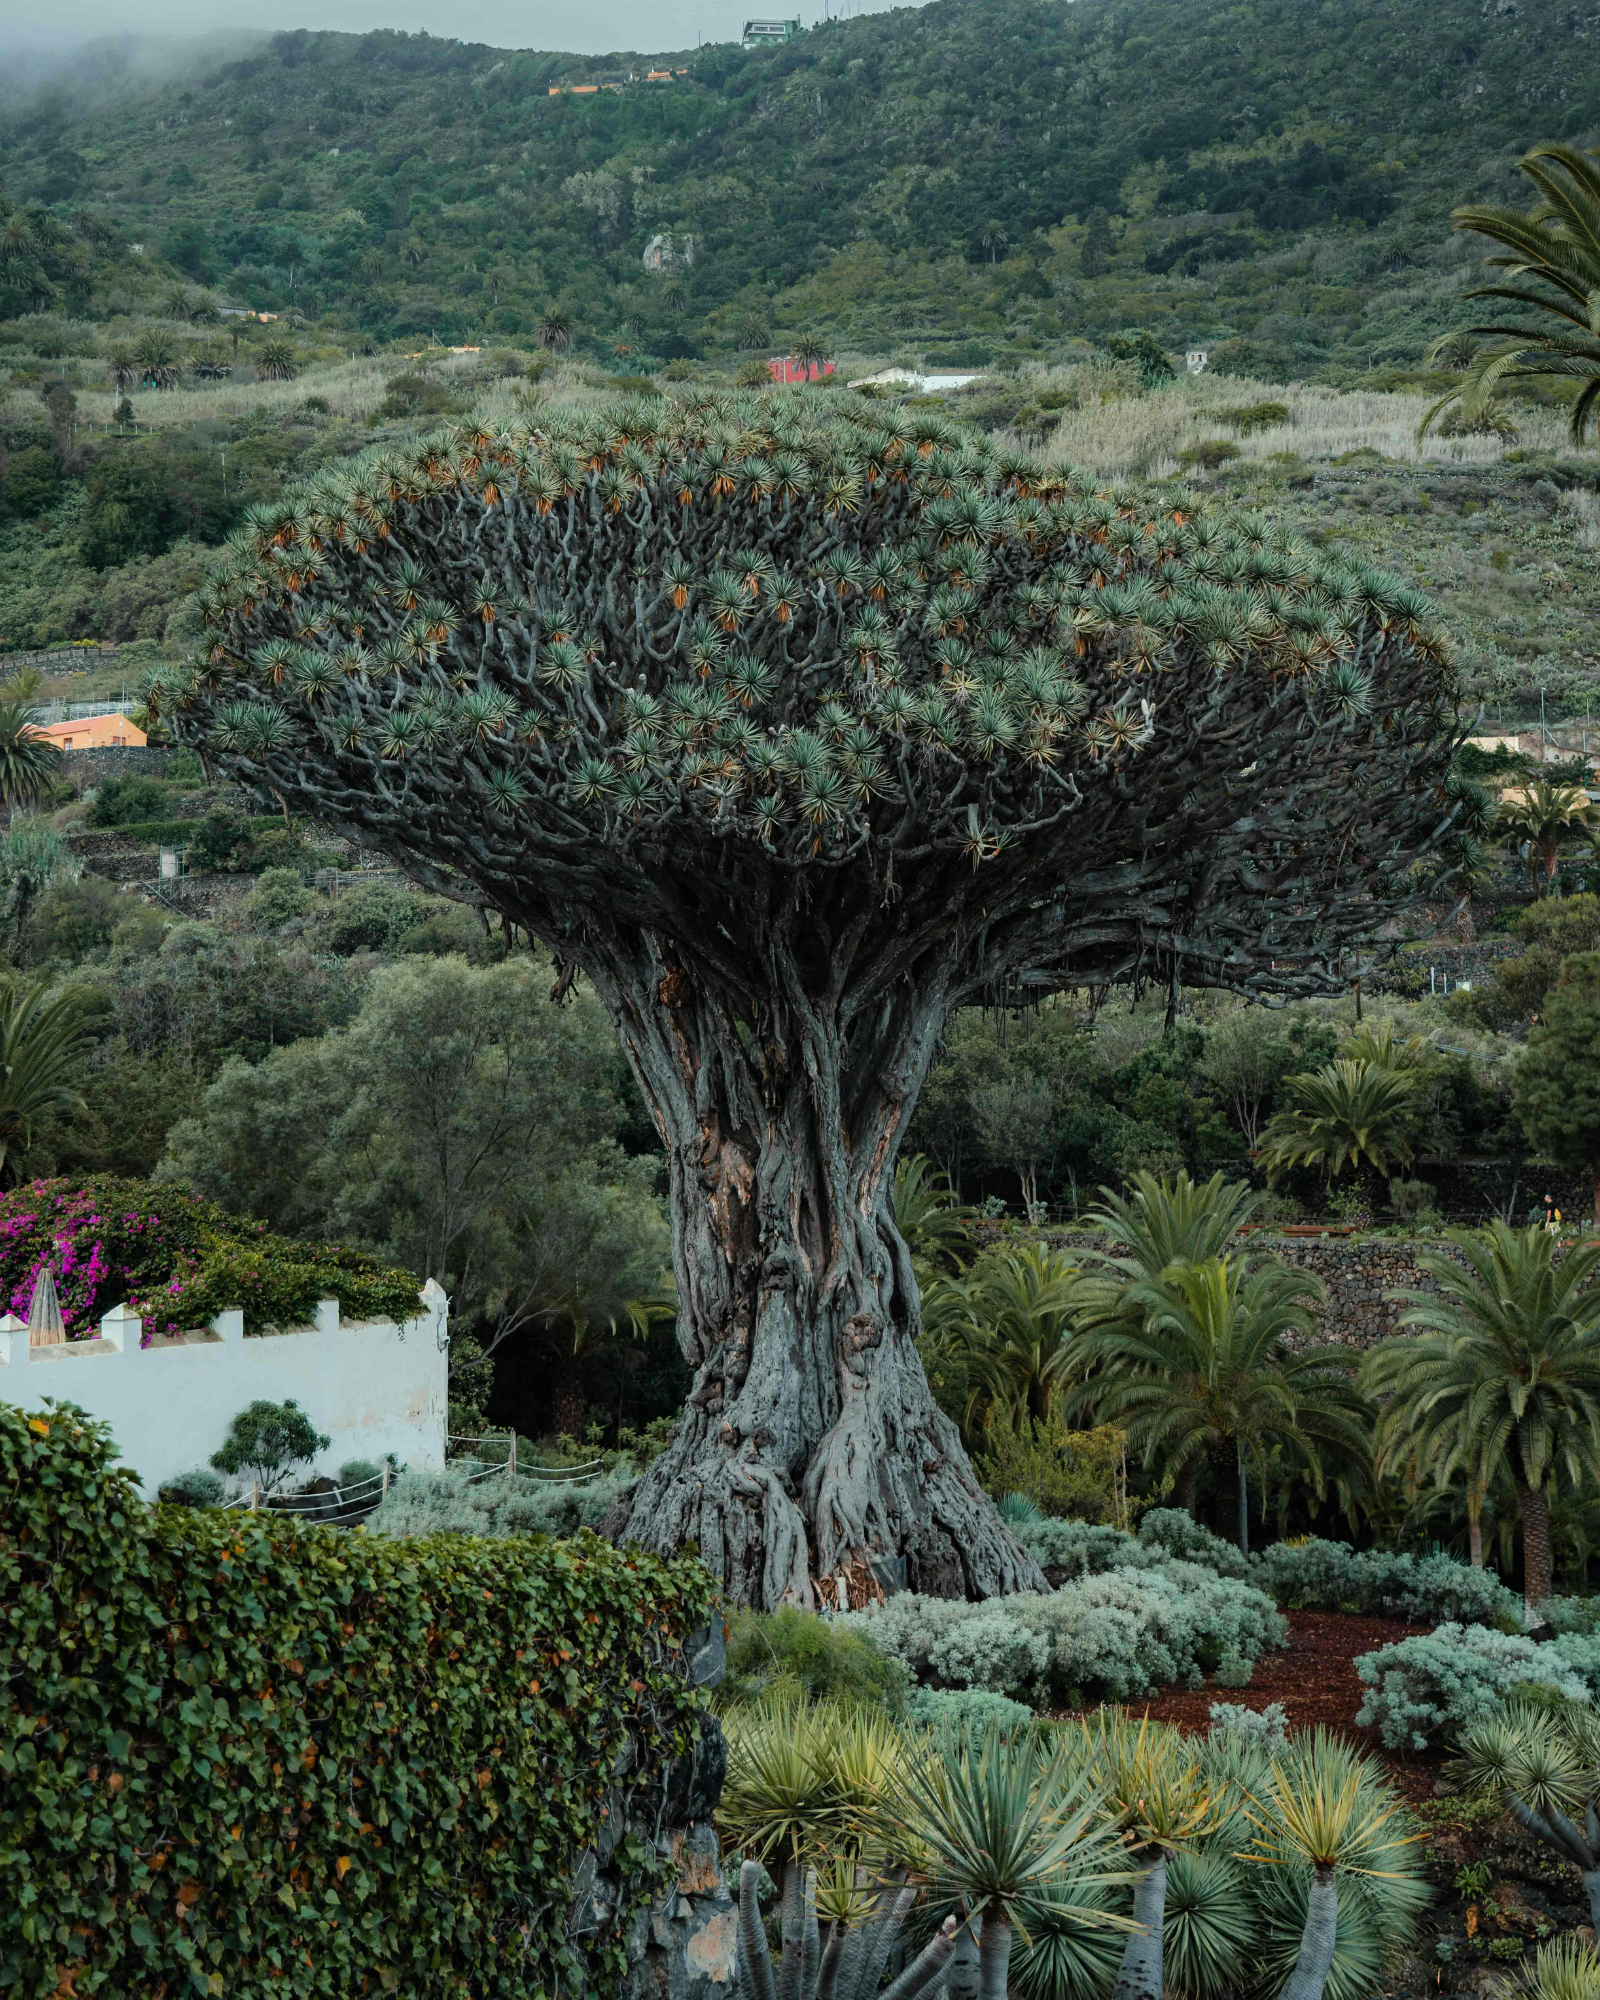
(1239, 1729, 1418, 2000)
(1456, 1699, 1600, 1925)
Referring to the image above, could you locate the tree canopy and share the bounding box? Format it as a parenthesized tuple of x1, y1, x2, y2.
(159, 386, 1462, 1609)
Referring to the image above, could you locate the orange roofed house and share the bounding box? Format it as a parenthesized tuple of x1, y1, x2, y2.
(32, 714, 147, 751)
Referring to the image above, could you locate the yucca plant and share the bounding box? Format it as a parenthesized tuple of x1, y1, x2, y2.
(721, 1698, 854, 1954)
(1240, 1730, 1418, 2000)
(1456, 1699, 1600, 1925)
(1158, 1850, 1254, 2000)
(889, 1724, 1133, 2000)
(734, 1855, 953, 2000)
(1008, 1874, 1126, 2000)
(1089, 1714, 1215, 2000)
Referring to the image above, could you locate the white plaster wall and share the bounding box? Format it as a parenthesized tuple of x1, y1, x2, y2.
(0, 1282, 449, 1494)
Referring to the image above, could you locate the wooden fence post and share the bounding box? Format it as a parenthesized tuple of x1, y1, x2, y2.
(250, 1481, 260, 1514)
(508, 1428, 516, 1478)
(381, 1463, 390, 1500)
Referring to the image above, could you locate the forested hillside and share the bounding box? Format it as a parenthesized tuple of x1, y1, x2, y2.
(1, 0, 1596, 372)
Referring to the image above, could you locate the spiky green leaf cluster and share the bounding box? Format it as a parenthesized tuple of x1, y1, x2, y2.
(165, 388, 1449, 862)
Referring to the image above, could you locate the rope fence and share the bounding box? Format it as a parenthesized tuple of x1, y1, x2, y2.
(214, 1432, 606, 1523)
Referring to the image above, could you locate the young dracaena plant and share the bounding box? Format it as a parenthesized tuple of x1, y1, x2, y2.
(1240, 1728, 1418, 2000)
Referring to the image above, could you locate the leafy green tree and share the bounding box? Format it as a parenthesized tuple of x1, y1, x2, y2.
(1074, 1254, 1364, 1549)
(1513, 951, 1600, 1225)
(1366, 1222, 1600, 1613)
(0, 977, 96, 1185)
(1422, 144, 1600, 455)
(164, 392, 1458, 1607)
(1200, 1008, 1337, 1150)
(159, 956, 663, 1409)
(0, 705, 61, 816)
(535, 307, 573, 350)
(240, 866, 314, 931)
(1, 446, 61, 522)
(85, 775, 171, 827)
(209, 1396, 330, 1494)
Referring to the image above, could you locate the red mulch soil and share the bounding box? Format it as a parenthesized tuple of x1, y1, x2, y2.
(1062, 1610, 1447, 1800)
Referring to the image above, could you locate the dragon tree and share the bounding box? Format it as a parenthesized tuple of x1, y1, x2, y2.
(158, 388, 1461, 1609)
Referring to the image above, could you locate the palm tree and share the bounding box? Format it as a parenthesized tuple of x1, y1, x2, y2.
(254, 340, 299, 382)
(1421, 144, 1600, 456)
(536, 307, 574, 351)
(105, 346, 137, 395)
(738, 309, 772, 350)
(0, 703, 62, 815)
(1497, 778, 1598, 892)
(1073, 1255, 1367, 1550)
(932, 1242, 1082, 1433)
(893, 1153, 975, 1273)
(889, 1724, 1131, 2000)
(1240, 1730, 1414, 2000)
(0, 978, 95, 1186)
(792, 331, 828, 380)
(1256, 1059, 1416, 1189)
(1363, 1223, 1600, 1615)
(134, 329, 182, 389)
(979, 222, 1010, 265)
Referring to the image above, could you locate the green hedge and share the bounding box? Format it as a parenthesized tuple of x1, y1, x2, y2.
(1, 1402, 714, 1998)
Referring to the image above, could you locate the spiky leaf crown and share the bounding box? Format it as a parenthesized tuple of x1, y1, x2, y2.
(161, 389, 1457, 995)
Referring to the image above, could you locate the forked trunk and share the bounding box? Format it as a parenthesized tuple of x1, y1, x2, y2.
(595, 936, 1044, 1609)
(1112, 1850, 1167, 2000)
(1522, 1481, 1553, 1621)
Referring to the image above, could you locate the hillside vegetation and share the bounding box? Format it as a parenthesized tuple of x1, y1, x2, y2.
(0, 0, 1597, 372)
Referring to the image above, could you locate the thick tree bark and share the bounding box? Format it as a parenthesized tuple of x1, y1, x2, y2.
(1522, 1481, 1553, 1620)
(1175, 1458, 1198, 1520)
(1236, 1450, 1250, 1558)
(595, 934, 1045, 1609)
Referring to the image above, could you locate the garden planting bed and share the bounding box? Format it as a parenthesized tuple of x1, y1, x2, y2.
(1063, 1610, 1435, 1782)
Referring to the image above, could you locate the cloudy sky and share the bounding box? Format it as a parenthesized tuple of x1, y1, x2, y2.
(0, 0, 912, 63)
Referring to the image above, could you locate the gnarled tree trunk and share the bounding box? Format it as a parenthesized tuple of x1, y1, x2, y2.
(594, 932, 1045, 1609)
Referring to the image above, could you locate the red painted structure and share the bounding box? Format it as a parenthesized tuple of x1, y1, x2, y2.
(765, 357, 835, 383)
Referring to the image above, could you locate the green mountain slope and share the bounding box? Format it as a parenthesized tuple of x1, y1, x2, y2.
(1, 0, 1595, 373)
